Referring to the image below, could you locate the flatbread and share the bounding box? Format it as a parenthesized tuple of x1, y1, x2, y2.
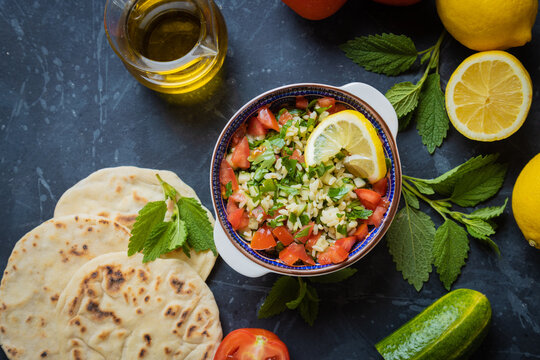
(55, 252, 222, 360)
(54, 167, 217, 280)
(0, 215, 131, 359)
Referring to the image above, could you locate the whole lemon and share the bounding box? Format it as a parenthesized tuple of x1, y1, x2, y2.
(512, 153, 540, 249)
(436, 0, 538, 51)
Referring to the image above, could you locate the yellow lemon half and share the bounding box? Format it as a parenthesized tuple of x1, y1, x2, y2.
(512, 153, 540, 249)
(304, 110, 386, 183)
(445, 51, 532, 142)
(436, 0, 538, 51)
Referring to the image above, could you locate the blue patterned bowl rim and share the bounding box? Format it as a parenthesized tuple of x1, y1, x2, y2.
(210, 83, 402, 276)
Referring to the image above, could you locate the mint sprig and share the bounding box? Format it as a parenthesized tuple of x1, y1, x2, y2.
(342, 31, 449, 154)
(258, 268, 357, 325)
(387, 155, 507, 291)
(127, 175, 216, 263)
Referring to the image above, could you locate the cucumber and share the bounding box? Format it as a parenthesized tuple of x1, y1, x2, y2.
(376, 288, 491, 360)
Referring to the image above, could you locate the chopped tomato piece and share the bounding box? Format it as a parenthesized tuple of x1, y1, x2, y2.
(354, 188, 382, 210)
(272, 226, 295, 246)
(335, 236, 357, 252)
(257, 106, 280, 132)
(317, 244, 349, 265)
(279, 243, 314, 266)
(227, 198, 239, 214)
(290, 149, 304, 164)
(247, 116, 267, 136)
(317, 97, 335, 109)
(229, 191, 247, 204)
(353, 223, 369, 241)
(220, 159, 238, 191)
(230, 136, 251, 169)
(367, 205, 387, 227)
(372, 177, 388, 196)
(305, 233, 320, 251)
(227, 208, 245, 230)
(296, 96, 308, 109)
(251, 206, 267, 221)
(278, 110, 293, 125)
(239, 211, 250, 229)
(333, 103, 348, 113)
(251, 227, 277, 250)
(294, 223, 314, 243)
(230, 123, 247, 147)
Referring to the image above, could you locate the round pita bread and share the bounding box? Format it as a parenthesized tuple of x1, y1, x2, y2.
(0, 215, 131, 359)
(55, 252, 222, 360)
(54, 167, 217, 280)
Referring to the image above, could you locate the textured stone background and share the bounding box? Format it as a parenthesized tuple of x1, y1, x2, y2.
(0, 0, 539, 358)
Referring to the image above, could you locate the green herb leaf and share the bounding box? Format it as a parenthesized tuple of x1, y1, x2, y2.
(167, 214, 188, 252)
(410, 180, 434, 195)
(420, 50, 432, 65)
(225, 181, 233, 198)
(279, 184, 299, 196)
(433, 219, 469, 290)
(156, 174, 177, 199)
(337, 224, 348, 235)
(385, 81, 423, 118)
(346, 206, 373, 220)
(328, 186, 350, 202)
(309, 268, 357, 283)
(258, 276, 299, 318)
(415, 73, 449, 154)
(295, 225, 311, 239)
(468, 198, 508, 220)
(386, 205, 436, 291)
(286, 279, 307, 310)
(402, 188, 420, 209)
(449, 163, 507, 207)
(340, 33, 418, 76)
(128, 201, 167, 256)
(462, 218, 496, 240)
(416, 154, 499, 195)
(177, 197, 216, 255)
(298, 285, 319, 326)
(142, 222, 172, 263)
(398, 110, 415, 132)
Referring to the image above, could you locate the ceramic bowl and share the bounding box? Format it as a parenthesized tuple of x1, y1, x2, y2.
(210, 83, 401, 277)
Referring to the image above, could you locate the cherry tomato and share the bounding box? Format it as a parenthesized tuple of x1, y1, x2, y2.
(272, 226, 295, 246)
(296, 95, 308, 109)
(251, 227, 277, 250)
(231, 137, 251, 169)
(372, 177, 388, 196)
(281, 0, 348, 20)
(335, 236, 357, 252)
(220, 159, 239, 191)
(247, 117, 267, 136)
(257, 106, 280, 132)
(278, 110, 293, 125)
(214, 328, 290, 360)
(279, 243, 314, 266)
(354, 188, 382, 210)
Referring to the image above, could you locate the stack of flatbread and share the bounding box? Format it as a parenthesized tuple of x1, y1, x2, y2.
(0, 167, 222, 359)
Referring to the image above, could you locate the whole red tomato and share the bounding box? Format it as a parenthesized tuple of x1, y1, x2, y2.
(281, 0, 348, 20)
(214, 328, 290, 360)
(370, 0, 422, 5)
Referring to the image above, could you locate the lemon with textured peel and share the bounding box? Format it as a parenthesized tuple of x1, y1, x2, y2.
(512, 153, 540, 249)
(304, 110, 386, 183)
(436, 0, 538, 51)
(445, 51, 532, 142)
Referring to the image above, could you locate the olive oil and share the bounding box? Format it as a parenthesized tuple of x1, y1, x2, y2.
(105, 0, 227, 94)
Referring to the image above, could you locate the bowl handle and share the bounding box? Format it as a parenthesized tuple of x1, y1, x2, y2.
(340, 82, 398, 140)
(214, 223, 271, 278)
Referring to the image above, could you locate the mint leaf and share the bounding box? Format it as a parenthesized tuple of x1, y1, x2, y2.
(286, 279, 307, 310)
(310, 268, 357, 283)
(450, 163, 507, 207)
(258, 276, 299, 318)
(167, 214, 188, 251)
(142, 222, 172, 263)
(340, 33, 417, 76)
(346, 206, 373, 220)
(295, 225, 311, 239)
(298, 285, 319, 326)
(128, 201, 167, 256)
(433, 219, 469, 290)
(328, 186, 350, 202)
(410, 179, 434, 195)
(156, 174, 177, 200)
(386, 205, 436, 291)
(402, 188, 420, 209)
(415, 73, 449, 154)
(177, 197, 216, 255)
(385, 81, 423, 118)
(463, 218, 496, 240)
(468, 198, 508, 220)
(416, 154, 499, 195)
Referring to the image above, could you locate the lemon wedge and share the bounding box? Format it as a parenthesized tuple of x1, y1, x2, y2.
(304, 110, 386, 183)
(445, 51, 532, 141)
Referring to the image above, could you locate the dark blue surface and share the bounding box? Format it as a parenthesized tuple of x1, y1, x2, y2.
(1, 0, 539, 359)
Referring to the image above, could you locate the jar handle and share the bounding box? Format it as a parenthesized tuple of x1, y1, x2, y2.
(214, 223, 270, 278)
(340, 82, 398, 140)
